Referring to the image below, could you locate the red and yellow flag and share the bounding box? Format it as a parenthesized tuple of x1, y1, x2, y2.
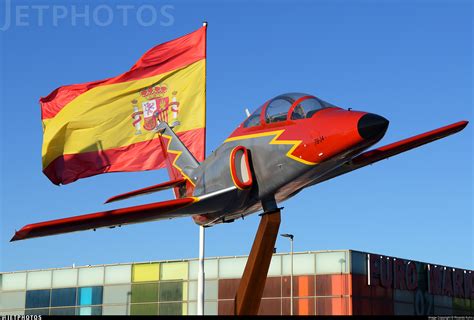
(40, 26, 206, 185)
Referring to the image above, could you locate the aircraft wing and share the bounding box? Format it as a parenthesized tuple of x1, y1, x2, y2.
(311, 120, 469, 186)
(11, 186, 237, 241)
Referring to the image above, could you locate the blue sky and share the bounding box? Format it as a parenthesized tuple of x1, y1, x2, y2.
(0, 0, 472, 272)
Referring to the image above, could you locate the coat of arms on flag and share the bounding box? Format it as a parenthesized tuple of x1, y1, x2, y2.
(131, 84, 182, 135)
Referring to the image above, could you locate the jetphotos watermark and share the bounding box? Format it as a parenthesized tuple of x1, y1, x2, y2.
(0, 0, 175, 31)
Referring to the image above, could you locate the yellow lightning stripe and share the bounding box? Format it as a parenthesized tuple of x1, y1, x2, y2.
(224, 130, 318, 166)
(160, 133, 196, 186)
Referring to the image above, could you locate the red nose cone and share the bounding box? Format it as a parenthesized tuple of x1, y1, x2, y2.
(358, 113, 389, 140)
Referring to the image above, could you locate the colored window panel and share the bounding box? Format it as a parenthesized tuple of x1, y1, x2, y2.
(130, 303, 158, 315)
(25, 290, 51, 308)
(218, 279, 240, 300)
(131, 283, 159, 303)
(1, 273, 27, 291)
(315, 297, 351, 315)
(25, 309, 49, 315)
(188, 259, 218, 280)
(262, 277, 282, 298)
(105, 265, 132, 284)
(316, 251, 348, 274)
(283, 275, 316, 297)
(78, 267, 104, 286)
(132, 263, 159, 282)
(159, 302, 183, 315)
(218, 257, 247, 279)
(27, 271, 52, 290)
(217, 300, 234, 315)
(315, 274, 350, 296)
(52, 269, 78, 288)
(283, 253, 315, 275)
(161, 262, 188, 280)
(259, 298, 282, 315)
(78, 286, 103, 305)
(103, 285, 131, 305)
(51, 288, 76, 307)
(78, 306, 102, 315)
(50, 307, 76, 315)
(350, 251, 368, 275)
(0, 291, 26, 310)
(102, 305, 128, 315)
(159, 281, 185, 302)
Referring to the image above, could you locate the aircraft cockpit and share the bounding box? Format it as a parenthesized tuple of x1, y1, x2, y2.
(243, 93, 337, 128)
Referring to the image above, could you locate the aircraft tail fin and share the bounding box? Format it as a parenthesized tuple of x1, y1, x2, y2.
(156, 122, 201, 198)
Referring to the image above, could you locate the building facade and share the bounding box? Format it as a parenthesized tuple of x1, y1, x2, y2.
(0, 250, 472, 315)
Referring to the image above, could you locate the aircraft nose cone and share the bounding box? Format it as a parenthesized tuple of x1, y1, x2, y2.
(357, 113, 389, 140)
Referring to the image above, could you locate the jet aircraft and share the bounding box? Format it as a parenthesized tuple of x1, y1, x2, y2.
(11, 92, 468, 241)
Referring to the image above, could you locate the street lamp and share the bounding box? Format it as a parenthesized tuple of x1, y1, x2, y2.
(281, 233, 294, 316)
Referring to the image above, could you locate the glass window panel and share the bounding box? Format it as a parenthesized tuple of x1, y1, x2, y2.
(25, 289, 50, 308)
(187, 280, 217, 301)
(283, 253, 315, 275)
(161, 262, 188, 280)
(103, 284, 131, 305)
(102, 305, 128, 315)
(78, 306, 102, 315)
(78, 267, 104, 286)
(265, 98, 292, 123)
(50, 307, 76, 315)
(350, 251, 367, 275)
(105, 265, 131, 284)
(130, 303, 158, 315)
(159, 281, 184, 302)
(268, 255, 282, 276)
(27, 271, 52, 290)
(1, 273, 27, 291)
(188, 259, 218, 280)
(131, 283, 159, 303)
(291, 98, 323, 120)
(0, 291, 26, 310)
(218, 257, 247, 279)
(205, 280, 218, 300)
(51, 288, 76, 307)
(159, 302, 183, 315)
(188, 301, 196, 315)
(132, 263, 159, 282)
(78, 286, 103, 305)
(243, 105, 263, 128)
(205, 301, 218, 315)
(188, 281, 197, 301)
(316, 251, 348, 274)
(25, 309, 48, 315)
(52, 269, 78, 288)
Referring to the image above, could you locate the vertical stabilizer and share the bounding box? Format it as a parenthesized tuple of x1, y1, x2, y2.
(156, 122, 201, 198)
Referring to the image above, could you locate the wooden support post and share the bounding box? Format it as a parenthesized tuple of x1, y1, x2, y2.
(234, 209, 281, 315)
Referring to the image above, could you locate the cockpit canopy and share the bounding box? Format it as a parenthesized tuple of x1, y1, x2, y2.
(243, 93, 337, 128)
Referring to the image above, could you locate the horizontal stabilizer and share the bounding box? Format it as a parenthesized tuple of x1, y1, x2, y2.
(105, 178, 186, 203)
(312, 120, 469, 185)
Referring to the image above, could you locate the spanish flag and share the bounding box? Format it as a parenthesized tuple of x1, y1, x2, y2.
(40, 26, 206, 185)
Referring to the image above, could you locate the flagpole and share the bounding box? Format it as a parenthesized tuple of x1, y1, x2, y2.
(197, 21, 208, 316)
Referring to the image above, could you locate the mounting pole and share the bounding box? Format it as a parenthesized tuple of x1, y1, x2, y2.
(234, 209, 281, 315)
(197, 20, 208, 316)
(197, 225, 205, 315)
